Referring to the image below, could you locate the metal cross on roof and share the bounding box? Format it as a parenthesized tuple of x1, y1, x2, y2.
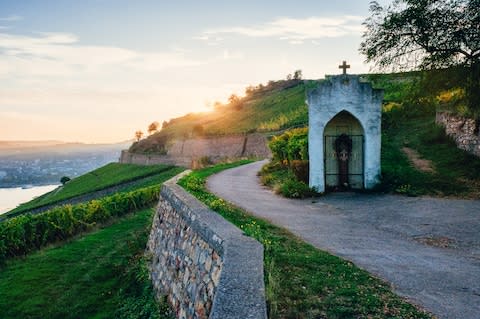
(339, 61, 350, 74)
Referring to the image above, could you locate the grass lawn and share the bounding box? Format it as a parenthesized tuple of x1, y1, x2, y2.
(0, 208, 171, 319)
(8, 163, 176, 215)
(381, 110, 480, 197)
(179, 162, 432, 319)
(113, 167, 184, 193)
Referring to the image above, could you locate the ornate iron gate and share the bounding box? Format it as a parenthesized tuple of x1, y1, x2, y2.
(324, 135, 364, 189)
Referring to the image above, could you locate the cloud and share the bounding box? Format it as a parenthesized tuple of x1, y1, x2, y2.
(221, 49, 244, 61)
(202, 16, 365, 42)
(0, 31, 203, 80)
(193, 35, 224, 46)
(0, 15, 22, 22)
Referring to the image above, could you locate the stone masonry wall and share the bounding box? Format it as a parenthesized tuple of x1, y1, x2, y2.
(119, 151, 191, 167)
(120, 133, 271, 168)
(147, 172, 267, 319)
(436, 112, 480, 157)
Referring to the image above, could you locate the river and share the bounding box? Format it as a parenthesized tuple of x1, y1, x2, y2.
(0, 185, 59, 215)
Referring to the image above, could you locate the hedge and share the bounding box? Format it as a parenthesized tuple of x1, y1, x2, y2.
(269, 127, 308, 162)
(0, 185, 160, 264)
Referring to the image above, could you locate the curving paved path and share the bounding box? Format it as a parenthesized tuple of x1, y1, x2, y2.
(207, 160, 480, 319)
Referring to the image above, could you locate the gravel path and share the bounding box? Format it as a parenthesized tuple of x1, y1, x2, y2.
(207, 160, 480, 319)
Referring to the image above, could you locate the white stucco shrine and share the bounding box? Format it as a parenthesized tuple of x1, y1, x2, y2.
(307, 63, 383, 192)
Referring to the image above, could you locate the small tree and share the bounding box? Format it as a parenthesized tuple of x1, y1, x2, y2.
(293, 69, 303, 80)
(134, 130, 143, 141)
(245, 85, 255, 96)
(147, 121, 160, 135)
(228, 94, 243, 110)
(60, 176, 71, 185)
(228, 94, 240, 105)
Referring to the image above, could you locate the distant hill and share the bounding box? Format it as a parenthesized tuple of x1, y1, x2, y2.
(129, 73, 417, 154)
(0, 140, 134, 188)
(0, 140, 64, 149)
(0, 140, 132, 156)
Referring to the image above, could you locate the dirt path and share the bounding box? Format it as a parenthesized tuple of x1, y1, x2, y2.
(207, 160, 480, 319)
(402, 147, 435, 173)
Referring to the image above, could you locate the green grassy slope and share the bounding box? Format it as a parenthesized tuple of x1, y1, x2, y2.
(8, 163, 176, 215)
(130, 74, 416, 154)
(0, 162, 182, 318)
(130, 80, 311, 153)
(381, 108, 480, 197)
(0, 208, 171, 319)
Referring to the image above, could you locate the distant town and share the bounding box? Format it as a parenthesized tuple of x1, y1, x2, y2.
(0, 141, 130, 188)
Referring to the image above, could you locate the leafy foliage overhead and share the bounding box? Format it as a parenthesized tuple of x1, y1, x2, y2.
(361, 0, 480, 70)
(361, 0, 480, 116)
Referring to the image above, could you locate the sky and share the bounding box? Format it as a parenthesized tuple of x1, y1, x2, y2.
(0, 0, 390, 143)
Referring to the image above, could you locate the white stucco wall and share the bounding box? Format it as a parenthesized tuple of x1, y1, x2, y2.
(307, 75, 383, 192)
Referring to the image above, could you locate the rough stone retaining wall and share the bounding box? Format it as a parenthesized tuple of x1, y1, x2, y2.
(436, 112, 480, 157)
(147, 172, 267, 319)
(119, 152, 191, 167)
(120, 133, 271, 168)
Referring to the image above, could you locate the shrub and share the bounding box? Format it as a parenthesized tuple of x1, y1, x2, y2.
(263, 130, 318, 198)
(60, 176, 71, 185)
(289, 160, 309, 183)
(269, 128, 308, 163)
(269, 134, 289, 162)
(278, 179, 314, 199)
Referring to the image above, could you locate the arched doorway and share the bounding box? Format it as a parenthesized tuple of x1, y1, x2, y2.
(323, 111, 364, 190)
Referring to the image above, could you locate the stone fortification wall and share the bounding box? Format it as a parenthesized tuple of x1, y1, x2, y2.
(147, 172, 267, 319)
(436, 112, 480, 157)
(120, 133, 271, 167)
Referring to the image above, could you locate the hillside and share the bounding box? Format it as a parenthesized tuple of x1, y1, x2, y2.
(0, 163, 181, 318)
(129, 71, 480, 198)
(5, 163, 182, 217)
(130, 73, 416, 154)
(130, 79, 308, 153)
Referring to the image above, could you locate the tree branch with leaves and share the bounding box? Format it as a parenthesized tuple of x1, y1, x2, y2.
(360, 0, 480, 116)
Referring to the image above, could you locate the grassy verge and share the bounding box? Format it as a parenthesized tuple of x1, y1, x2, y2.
(178, 162, 431, 319)
(0, 208, 172, 319)
(9, 163, 176, 214)
(113, 167, 184, 193)
(381, 107, 480, 197)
